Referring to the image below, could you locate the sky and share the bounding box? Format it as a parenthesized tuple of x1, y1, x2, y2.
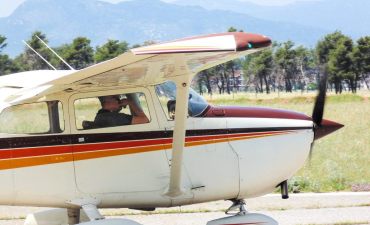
(0, 0, 319, 17)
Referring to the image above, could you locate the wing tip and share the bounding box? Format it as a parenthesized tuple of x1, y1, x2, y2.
(232, 32, 272, 51)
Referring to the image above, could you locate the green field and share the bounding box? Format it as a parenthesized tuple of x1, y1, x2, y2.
(204, 90, 370, 192)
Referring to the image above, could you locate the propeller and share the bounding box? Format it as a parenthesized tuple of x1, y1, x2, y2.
(309, 71, 328, 163)
(312, 71, 328, 128)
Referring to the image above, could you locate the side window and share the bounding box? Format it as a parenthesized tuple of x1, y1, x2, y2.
(74, 92, 150, 130)
(0, 101, 64, 134)
(155, 81, 177, 120)
(155, 81, 209, 120)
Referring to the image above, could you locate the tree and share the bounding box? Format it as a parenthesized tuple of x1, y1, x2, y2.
(225, 60, 241, 92)
(13, 31, 54, 71)
(131, 40, 157, 49)
(95, 40, 129, 63)
(0, 35, 7, 52)
(246, 49, 273, 93)
(316, 31, 347, 64)
(197, 70, 214, 95)
(214, 65, 226, 94)
(0, 54, 15, 76)
(62, 37, 94, 69)
(0, 35, 17, 76)
(274, 41, 299, 92)
(228, 27, 237, 32)
(352, 36, 370, 90)
(316, 31, 348, 93)
(227, 26, 243, 32)
(295, 46, 316, 92)
(328, 37, 355, 93)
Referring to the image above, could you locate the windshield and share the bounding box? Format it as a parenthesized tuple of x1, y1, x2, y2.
(155, 81, 209, 119)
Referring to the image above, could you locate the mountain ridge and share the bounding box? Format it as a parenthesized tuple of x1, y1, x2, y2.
(171, 0, 370, 37)
(1, 0, 330, 56)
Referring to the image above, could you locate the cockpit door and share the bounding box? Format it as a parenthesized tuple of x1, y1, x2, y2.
(70, 88, 171, 194)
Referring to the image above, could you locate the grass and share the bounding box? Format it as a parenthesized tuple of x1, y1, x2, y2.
(204, 90, 370, 192)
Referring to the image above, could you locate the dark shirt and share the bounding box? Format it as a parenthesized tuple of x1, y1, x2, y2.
(94, 109, 133, 128)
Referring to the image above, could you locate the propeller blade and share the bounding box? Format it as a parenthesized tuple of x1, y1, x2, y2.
(309, 70, 344, 164)
(309, 70, 328, 164)
(312, 71, 328, 127)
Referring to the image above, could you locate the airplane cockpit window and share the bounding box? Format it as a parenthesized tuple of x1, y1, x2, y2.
(0, 101, 64, 135)
(74, 92, 150, 130)
(155, 81, 209, 120)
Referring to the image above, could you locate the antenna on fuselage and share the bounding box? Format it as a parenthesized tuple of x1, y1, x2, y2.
(35, 35, 75, 70)
(22, 40, 57, 70)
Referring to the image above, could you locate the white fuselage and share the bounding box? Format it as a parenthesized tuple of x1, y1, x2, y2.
(0, 120, 314, 209)
(0, 86, 314, 209)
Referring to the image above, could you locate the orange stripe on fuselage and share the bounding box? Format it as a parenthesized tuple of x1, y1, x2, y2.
(0, 154, 74, 170)
(0, 130, 293, 170)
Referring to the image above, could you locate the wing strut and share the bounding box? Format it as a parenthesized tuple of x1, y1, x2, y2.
(164, 76, 191, 198)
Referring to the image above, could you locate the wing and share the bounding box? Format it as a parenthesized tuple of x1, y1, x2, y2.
(4, 32, 271, 103)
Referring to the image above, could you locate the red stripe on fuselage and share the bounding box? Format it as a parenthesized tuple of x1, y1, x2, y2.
(0, 130, 296, 161)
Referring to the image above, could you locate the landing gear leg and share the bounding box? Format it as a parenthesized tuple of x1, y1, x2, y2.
(67, 208, 80, 225)
(225, 199, 248, 215)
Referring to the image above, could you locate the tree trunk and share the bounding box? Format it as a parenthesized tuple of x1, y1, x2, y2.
(348, 79, 356, 93)
(270, 75, 276, 92)
(285, 78, 292, 92)
(263, 74, 270, 94)
(259, 75, 264, 93)
(198, 79, 203, 95)
(223, 72, 231, 94)
(334, 77, 340, 94)
(216, 77, 222, 94)
(204, 72, 212, 95)
(220, 74, 225, 94)
(231, 66, 237, 92)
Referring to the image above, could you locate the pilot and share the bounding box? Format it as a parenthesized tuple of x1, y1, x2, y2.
(93, 95, 148, 128)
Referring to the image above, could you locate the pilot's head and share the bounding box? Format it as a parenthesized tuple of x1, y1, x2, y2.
(100, 95, 121, 112)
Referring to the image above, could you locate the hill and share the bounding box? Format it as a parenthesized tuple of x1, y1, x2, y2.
(171, 0, 370, 38)
(0, 0, 328, 56)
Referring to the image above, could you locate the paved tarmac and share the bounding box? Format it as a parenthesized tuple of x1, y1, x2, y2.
(1, 192, 369, 225)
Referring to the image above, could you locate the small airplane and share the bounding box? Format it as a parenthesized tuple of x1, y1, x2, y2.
(0, 32, 343, 225)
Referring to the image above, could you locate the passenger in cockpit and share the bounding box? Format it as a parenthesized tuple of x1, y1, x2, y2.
(92, 94, 148, 128)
